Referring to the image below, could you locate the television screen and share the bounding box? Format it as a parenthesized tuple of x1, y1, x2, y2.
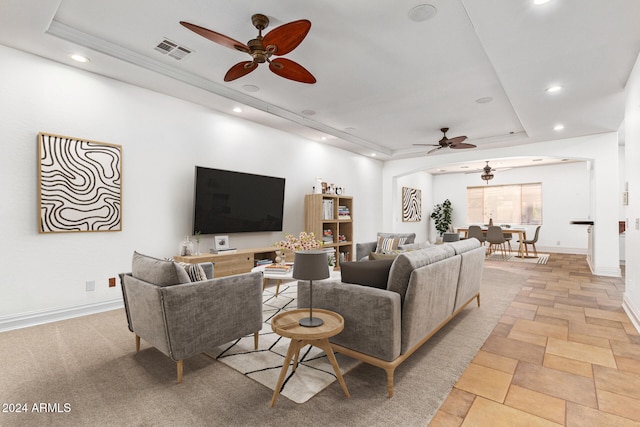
(193, 167, 286, 234)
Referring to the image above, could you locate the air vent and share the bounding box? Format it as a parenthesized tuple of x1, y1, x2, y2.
(154, 38, 193, 60)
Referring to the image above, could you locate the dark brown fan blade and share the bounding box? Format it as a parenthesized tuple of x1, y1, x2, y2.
(180, 21, 249, 53)
(427, 146, 442, 154)
(447, 136, 468, 145)
(262, 20, 311, 56)
(224, 61, 257, 82)
(269, 58, 316, 84)
(450, 142, 477, 149)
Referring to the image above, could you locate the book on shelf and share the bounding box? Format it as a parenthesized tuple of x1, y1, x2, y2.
(338, 205, 351, 219)
(264, 264, 292, 274)
(322, 199, 334, 220)
(255, 259, 273, 266)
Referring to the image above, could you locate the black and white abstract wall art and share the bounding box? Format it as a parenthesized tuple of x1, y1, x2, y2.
(402, 187, 422, 222)
(38, 133, 122, 233)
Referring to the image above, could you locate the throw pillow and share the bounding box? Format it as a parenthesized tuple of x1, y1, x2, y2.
(375, 236, 408, 253)
(131, 251, 191, 287)
(340, 259, 394, 289)
(178, 262, 207, 282)
(369, 251, 399, 261)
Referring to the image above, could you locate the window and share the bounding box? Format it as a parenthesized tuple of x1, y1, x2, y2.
(467, 183, 542, 225)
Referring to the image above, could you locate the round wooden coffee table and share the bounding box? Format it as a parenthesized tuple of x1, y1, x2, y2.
(269, 308, 350, 407)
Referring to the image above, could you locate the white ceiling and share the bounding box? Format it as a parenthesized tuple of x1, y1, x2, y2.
(1, 0, 639, 167)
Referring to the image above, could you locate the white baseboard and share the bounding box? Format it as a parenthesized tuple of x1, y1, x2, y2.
(623, 294, 640, 334)
(0, 299, 124, 333)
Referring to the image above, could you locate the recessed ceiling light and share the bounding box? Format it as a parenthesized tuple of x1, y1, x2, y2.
(320, 136, 327, 141)
(475, 97, 493, 104)
(533, 0, 551, 5)
(532, 159, 543, 162)
(233, 107, 242, 113)
(546, 85, 563, 93)
(371, 153, 377, 157)
(344, 127, 357, 132)
(554, 124, 565, 131)
(69, 54, 89, 63)
(301, 109, 316, 116)
(242, 85, 259, 92)
(408, 4, 437, 22)
(460, 166, 469, 169)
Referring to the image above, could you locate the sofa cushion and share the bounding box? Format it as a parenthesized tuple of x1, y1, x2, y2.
(369, 251, 399, 261)
(386, 245, 456, 305)
(178, 262, 207, 282)
(398, 241, 432, 251)
(132, 251, 191, 287)
(340, 259, 394, 289)
(445, 238, 481, 254)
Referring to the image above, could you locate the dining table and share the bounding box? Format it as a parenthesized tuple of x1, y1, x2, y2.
(456, 227, 529, 259)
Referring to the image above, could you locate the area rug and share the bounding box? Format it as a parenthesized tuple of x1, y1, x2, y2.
(206, 282, 361, 404)
(486, 252, 549, 264)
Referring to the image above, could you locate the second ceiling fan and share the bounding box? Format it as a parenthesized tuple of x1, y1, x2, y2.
(180, 13, 316, 84)
(415, 128, 477, 154)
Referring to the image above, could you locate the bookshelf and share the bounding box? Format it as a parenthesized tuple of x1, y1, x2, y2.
(304, 194, 353, 267)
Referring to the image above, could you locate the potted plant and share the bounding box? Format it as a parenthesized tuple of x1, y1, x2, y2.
(431, 199, 453, 240)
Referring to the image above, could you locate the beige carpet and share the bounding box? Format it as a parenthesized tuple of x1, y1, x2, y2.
(0, 266, 528, 427)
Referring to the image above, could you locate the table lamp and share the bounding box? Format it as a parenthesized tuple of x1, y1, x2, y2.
(293, 250, 330, 327)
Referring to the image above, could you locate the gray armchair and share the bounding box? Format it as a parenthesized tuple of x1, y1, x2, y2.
(120, 252, 263, 383)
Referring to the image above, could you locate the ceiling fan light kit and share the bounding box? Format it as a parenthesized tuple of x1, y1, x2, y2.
(481, 161, 494, 184)
(180, 13, 316, 84)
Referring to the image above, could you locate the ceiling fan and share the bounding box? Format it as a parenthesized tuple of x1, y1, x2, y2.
(414, 128, 476, 154)
(180, 14, 316, 84)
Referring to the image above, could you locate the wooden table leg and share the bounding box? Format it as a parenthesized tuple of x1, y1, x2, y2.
(315, 339, 350, 398)
(270, 339, 302, 407)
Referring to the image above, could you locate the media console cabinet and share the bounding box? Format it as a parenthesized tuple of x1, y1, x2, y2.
(174, 247, 292, 278)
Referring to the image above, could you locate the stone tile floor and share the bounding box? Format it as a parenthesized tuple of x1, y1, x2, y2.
(430, 253, 640, 426)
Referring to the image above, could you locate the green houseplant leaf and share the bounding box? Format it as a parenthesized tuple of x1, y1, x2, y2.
(431, 199, 453, 236)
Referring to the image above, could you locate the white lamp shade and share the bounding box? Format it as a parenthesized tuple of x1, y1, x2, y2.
(292, 250, 330, 280)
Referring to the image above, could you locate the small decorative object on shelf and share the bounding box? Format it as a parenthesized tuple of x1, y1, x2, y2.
(274, 249, 284, 265)
(179, 236, 195, 256)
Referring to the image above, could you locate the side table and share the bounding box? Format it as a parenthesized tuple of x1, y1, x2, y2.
(269, 308, 350, 407)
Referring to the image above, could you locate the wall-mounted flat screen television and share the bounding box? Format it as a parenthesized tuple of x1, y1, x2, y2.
(193, 166, 286, 234)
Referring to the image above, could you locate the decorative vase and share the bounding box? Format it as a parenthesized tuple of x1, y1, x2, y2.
(275, 250, 283, 265)
(179, 236, 194, 256)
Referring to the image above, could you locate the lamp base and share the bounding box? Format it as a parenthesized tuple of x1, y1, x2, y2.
(299, 316, 324, 327)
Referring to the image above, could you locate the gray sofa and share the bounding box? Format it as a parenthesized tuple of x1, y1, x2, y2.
(120, 252, 263, 383)
(298, 239, 485, 396)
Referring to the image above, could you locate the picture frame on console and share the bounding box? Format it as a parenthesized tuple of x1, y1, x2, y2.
(214, 235, 230, 251)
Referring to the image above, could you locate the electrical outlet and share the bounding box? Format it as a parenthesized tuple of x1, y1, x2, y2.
(556, 241, 560, 246)
(636, 218, 640, 230)
(86, 280, 95, 292)
(109, 277, 116, 287)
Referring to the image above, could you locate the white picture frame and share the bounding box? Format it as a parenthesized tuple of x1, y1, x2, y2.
(214, 235, 230, 250)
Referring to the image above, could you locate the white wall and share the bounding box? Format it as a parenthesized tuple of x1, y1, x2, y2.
(432, 161, 591, 253)
(623, 52, 640, 331)
(0, 45, 383, 328)
(383, 132, 621, 277)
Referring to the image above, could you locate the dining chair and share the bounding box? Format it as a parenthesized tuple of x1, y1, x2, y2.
(520, 225, 541, 257)
(467, 225, 485, 245)
(486, 226, 507, 257)
(501, 225, 513, 253)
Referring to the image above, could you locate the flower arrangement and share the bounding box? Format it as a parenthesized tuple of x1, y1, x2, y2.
(275, 231, 323, 252)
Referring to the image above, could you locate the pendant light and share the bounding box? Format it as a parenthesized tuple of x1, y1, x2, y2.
(481, 161, 494, 184)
